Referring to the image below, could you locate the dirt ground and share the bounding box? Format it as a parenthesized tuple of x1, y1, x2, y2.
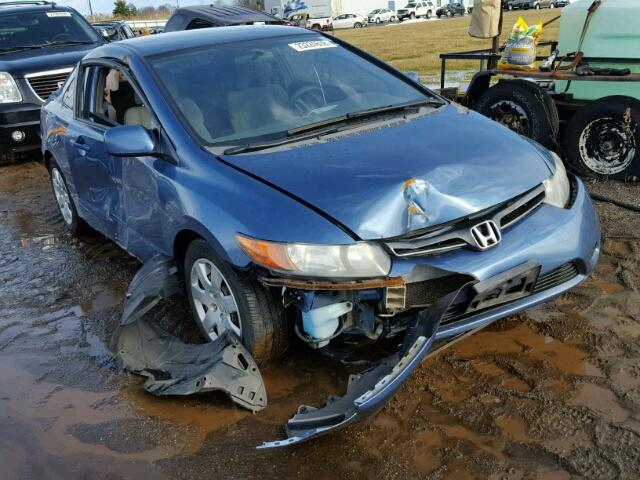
(0, 159, 638, 480)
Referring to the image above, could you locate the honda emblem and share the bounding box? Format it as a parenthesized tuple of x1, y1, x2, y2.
(470, 220, 501, 250)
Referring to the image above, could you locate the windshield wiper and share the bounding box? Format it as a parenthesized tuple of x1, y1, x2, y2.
(0, 45, 43, 55)
(222, 98, 445, 155)
(44, 40, 95, 47)
(222, 124, 343, 155)
(346, 98, 443, 120)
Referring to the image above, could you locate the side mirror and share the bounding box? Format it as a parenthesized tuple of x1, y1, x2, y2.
(105, 125, 159, 157)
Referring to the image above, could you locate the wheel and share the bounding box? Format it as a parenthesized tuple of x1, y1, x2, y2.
(410, 12, 415, 19)
(476, 80, 558, 149)
(354, 22, 362, 28)
(563, 96, 640, 180)
(535, 4, 540, 9)
(511, 79, 560, 141)
(447, 10, 453, 17)
(311, 23, 321, 30)
(390, 15, 395, 22)
(48, 160, 86, 235)
(375, 17, 381, 23)
(437, 13, 441, 18)
(184, 239, 291, 365)
(426, 10, 431, 19)
(509, 5, 514, 10)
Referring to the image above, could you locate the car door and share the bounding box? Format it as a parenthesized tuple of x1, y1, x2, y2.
(64, 62, 124, 240)
(332, 14, 346, 28)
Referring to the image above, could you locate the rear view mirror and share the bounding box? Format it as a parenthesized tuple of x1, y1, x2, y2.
(105, 125, 159, 157)
(405, 71, 421, 84)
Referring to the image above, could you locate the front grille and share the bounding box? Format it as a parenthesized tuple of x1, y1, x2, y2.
(441, 262, 579, 325)
(532, 262, 579, 294)
(385, 183, 546, 258)
(26, 69, 72, 102)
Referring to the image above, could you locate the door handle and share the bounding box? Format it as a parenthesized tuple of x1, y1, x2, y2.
(72, 137, 91, 152)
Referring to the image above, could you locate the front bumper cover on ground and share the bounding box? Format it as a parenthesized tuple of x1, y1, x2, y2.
(114, 255, 267, 412)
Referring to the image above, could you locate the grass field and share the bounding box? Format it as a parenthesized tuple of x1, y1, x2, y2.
(334, 10, 562, 80)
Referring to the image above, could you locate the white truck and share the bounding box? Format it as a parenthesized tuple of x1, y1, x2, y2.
(264, 0, 339, 29)
(396, 0, 435, 21)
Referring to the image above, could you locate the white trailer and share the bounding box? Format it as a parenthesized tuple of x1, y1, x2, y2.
(264, 0, 396, 19)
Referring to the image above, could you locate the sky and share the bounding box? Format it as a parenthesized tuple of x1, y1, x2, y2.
(58, 0, 198, 16)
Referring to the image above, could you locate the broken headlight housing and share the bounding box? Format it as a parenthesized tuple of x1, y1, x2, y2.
(237, 235, 391, 278)
(0, 72, 22, 104)
(543, 152, 570, 209)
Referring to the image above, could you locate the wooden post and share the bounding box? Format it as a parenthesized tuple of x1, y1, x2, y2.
(488, 5, 504, 70)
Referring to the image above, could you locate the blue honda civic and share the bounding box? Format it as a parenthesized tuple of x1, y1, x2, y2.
(41, 26, 600, 445)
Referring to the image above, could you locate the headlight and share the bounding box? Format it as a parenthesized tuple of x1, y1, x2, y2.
(543, 152, 570, 208)
(0, 72, 22, 104)
(237, 235, 391, 278)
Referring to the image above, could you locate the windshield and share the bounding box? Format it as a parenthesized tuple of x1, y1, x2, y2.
(0, 10, 100, 49)
(150, 35, 428, 147)
(369, 9, 380, 14)
(405, 3, 417, 8)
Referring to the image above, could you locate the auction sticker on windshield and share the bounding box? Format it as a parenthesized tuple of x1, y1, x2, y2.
(288, 40, 337, 52)
(46, 12, 72, 17)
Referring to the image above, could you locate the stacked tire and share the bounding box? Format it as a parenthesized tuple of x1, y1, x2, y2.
(476, 80, 559, 150)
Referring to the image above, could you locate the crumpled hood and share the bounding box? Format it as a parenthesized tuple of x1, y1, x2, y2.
(220, 105, 554, 240)
(0, 43, 98, 77)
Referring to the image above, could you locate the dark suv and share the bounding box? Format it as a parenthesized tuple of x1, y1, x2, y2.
(436, 2, 466, 17)
(0, 1, 103, 164)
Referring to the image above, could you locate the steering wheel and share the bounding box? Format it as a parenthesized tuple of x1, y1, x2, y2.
(288, 85, 325, 116)
(51, 33, 73, 42)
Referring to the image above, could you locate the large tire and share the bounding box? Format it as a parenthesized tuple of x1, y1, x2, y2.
(476, 80, 558, 149)
(410, 12, 415, 19)
(184, 239, 291, 365)
(426, 10, 431, 19)
(48, 159, 87, 235)
(563, 96, 640, 180)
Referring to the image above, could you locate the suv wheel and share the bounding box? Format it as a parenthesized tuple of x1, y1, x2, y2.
(410, 12, 415, 18)
(184, 239, 292, 365)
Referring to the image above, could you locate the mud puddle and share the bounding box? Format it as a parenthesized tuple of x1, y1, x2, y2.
(1, 160, 639, 479)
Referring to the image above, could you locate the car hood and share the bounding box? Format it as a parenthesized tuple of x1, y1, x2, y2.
(0, 43, 99, 77)
(219, 104, 554, 240)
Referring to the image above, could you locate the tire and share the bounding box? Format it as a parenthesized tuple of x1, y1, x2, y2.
(354, 22, 362, 28)
(426, 10, 431, 19)
(311, 23, 321, 30)
(563, 96, 640, 180)
(48, 160, 87, 235)
(184, 239, 291, 365)
(437, 13, 441, 18)
(511, 79, 560, 141)
(410, 12, 415, 19)
(390, 16, 395, 22)
(509, 5, 514, 10)
(447, 10, 453, 17)
(375, 17, 381, 24)
(535, 4, 540, 9)
(476, 80, 558, 149)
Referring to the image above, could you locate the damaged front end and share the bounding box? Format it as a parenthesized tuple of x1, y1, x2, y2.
(258, 286, 469, 448)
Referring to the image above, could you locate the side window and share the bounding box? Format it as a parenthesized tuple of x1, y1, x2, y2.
(61, 68, 78, 110)
(81, 65, 153, 130)
(187, 19, 213, 30)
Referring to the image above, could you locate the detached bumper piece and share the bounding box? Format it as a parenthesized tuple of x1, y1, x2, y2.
(258, 284, 471, 449)
(115, 255, 267, 412)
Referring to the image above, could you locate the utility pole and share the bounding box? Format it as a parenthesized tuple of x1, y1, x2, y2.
(87, 0, 94, 18)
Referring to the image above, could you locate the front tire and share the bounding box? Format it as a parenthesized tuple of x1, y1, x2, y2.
(184, 239, 291, 365)
(49, 160, 86, 235)
(410, 12, 415, 19)
(354, 22, 362, 28)
(426, 10, 432, 19)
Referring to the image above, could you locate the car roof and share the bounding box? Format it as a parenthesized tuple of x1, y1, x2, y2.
(89, 25, 313, 59)
(0, 1, 74, 15)
(171, 4, 282, 25)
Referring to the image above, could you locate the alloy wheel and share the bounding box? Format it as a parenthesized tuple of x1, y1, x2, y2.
(190, 258, 242, 340)
(51, 167, 73, 225)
